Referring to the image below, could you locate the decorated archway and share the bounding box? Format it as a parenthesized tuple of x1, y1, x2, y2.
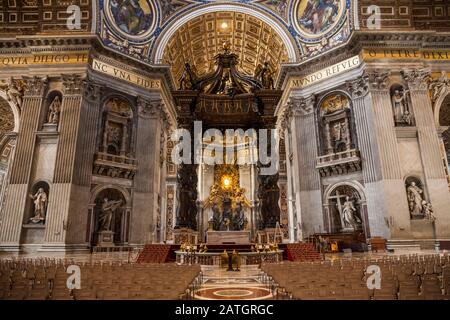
(0, 95, 18, 218)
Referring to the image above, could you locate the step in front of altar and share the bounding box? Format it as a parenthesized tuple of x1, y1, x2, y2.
(207, 231, 251, 245)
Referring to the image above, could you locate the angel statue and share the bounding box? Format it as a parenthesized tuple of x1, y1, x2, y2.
(178, 63, 198, 90)
(0, 78, 23, 109)
(255, 62, 275, 90)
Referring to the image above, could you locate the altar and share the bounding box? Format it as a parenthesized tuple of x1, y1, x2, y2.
(206, 231, 251, 245)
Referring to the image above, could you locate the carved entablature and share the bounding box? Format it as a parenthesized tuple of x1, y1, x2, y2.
(62, 74, 84, 96)
(23, 76, 48, 97)
(402, 68, 431, 91)
(367, 71, 391, 91)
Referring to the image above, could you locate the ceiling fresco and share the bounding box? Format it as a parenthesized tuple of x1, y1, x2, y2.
(98, 0, 354, 75)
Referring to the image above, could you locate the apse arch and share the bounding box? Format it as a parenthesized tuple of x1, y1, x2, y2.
(0, 91, 20, 133)
(434, 89, 450, 127)
(153, 3, 298, 64)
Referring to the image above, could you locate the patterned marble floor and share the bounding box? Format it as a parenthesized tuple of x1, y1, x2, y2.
(194, 265, 274, 300)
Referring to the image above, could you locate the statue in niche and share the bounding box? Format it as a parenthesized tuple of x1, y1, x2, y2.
(98, 198, 123, 232)
(106, 125, 122, 154)
(407, 182, 424, 218)
(47, 96, 61, 125)
(29, 188, 47, 224)
(341, 196, 362, 230)
(332, 121, 349, 152)
(391, 87, 410, 125)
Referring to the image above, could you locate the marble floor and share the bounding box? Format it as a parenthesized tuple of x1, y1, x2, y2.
(194, 265, 274, 300)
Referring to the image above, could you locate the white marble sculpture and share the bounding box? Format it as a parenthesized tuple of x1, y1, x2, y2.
(29, 188, 47, 223)
(407, 182, 424, 218)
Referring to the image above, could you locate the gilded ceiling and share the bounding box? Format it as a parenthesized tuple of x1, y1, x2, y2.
(162, 12, 289, 83)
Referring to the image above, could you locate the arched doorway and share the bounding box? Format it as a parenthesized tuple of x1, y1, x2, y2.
(87, 185, 132, 247)
(323, 182, 368, 238)
(0, 96, 18, 218)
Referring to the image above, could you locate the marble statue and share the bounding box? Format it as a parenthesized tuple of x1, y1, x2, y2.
(402, 110, 412, 126)
(98, 198, 123, 232)
(0, 78, 23, 109)
(391, 88, 409, 124)
(29, 188, 47, 223)
(422, 201, 436, 222)
(47, 96, 61, 124)
(407, 182, 424, 218)
(430, 71, 449, 104)
(341, 196, 362, 230)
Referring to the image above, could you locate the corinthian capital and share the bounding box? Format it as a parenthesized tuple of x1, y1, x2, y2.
(82, 80, 103, 104)
(367, 70, 391, 91)
(62, 74, 84, 95)
(347, 75, 369, 99)
(288, 95, 316, 117)
(23, 76, 48, 97)
(401, 68, 431, 91)
(137, 97, 163, 119)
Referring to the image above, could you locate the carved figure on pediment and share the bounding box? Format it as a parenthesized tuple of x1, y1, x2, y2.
(430, 71, 449, 104)
(0, 78, 23, 109)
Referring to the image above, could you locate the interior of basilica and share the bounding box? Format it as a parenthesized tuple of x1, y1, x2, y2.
(1, 0, 450, 303)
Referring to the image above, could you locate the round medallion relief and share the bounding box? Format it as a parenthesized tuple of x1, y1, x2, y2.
(293, 0, 347, 40)
(105, 0, 157, 40)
